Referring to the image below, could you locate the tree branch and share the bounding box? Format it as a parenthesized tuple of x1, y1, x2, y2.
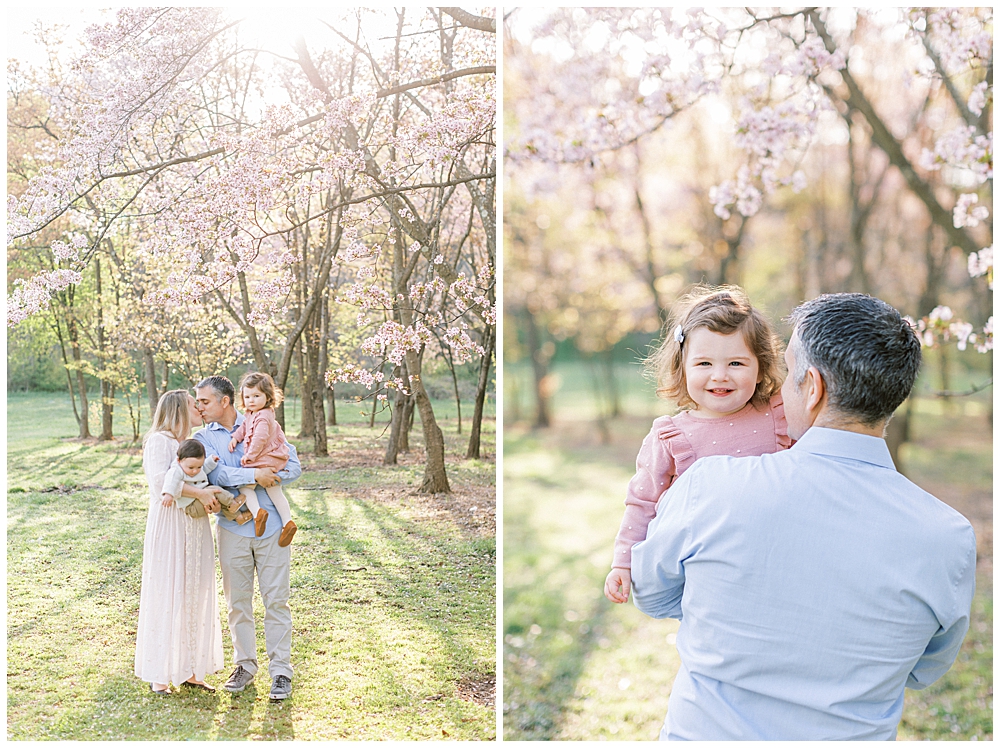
(440, 8, 496, 33)
(376, 65, 495, 98)
(809, 9, 980, 256)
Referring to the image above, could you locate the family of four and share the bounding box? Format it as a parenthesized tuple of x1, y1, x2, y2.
(606, 288, 976, 740)
(134, 373, 301, 699)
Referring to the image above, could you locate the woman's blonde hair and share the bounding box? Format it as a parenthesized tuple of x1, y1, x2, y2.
(647, 284, 783, 410)
(144, 389, 191, 443)
(237, 371, 284, 411)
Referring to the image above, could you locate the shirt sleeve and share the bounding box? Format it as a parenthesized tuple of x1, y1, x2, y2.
(278, 440, 301, 484)
(230, 421, 246, 444)
(196, 429, 256, 488)
(612, 421, 678, 569)
(160, 463, 184, 498)
(906, 526, 977, 690)
(143, 433, 176, 502)
(630, 461, 700, 620)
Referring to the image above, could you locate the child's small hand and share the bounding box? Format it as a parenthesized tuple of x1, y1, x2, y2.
(228, 438, 237, 453)
(161, 493, 175, 508)
(604, 568, 632, 604)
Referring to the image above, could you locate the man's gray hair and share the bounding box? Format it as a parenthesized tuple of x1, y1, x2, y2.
(196, 375, 235, 406)
(786, 294, 921, 426)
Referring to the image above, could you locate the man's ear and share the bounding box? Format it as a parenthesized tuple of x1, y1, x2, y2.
(222, 396, 232, 409)
(805, 366, 826, 413)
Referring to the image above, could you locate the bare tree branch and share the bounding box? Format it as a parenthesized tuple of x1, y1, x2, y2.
(440, 8, 496, 33)
(376, 65, 495, 98)
(809, 9, 980, 257)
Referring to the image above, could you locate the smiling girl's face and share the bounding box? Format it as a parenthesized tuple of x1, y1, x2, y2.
(683, 327, 761, 419)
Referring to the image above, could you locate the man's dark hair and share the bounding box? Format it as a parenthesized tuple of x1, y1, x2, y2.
(177, 439, 206, 461)
(196, 375, 235, 406)
(787, 293, 922, 426)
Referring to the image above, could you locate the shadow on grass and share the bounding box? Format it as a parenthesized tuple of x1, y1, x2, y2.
(503, 502, 613, 739)
(9, 443, 494, 739)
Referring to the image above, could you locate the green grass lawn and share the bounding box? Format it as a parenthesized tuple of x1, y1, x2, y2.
(502, 361, 992, 741)
(7, 391, 496, 740)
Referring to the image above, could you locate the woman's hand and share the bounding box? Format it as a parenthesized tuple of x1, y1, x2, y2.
(195, 487, 221, 514)
(604, 568, 632, 604)
(161, 493, 175, 508)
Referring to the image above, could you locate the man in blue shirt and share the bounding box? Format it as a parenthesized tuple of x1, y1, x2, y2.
(631, 293, 976, 740)
(194, 375, 301, 701)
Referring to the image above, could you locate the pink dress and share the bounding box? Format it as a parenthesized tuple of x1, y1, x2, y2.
(612, 392, 791, 569)
(232, 408, 289, 471)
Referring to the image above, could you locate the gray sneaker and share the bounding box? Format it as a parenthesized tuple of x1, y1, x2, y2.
(269, 674, 292, 700)
(224, 665, 254, 693)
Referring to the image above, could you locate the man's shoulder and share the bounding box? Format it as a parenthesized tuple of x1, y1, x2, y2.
(894, 473, 976, 541)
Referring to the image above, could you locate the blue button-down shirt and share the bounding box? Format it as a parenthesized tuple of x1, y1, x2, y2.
(195, 414, 301, 540)
(631, 426, 976, 741)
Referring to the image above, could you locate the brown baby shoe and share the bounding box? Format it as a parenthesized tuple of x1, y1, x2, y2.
(278, 520, 297, 548)
(254, 507, 269, 537)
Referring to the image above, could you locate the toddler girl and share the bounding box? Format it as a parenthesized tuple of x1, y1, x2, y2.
(228, 372, 298, 547)
(605, 285, 791, 603)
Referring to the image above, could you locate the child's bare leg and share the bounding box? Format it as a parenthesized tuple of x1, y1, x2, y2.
(265, 485, 297, 547)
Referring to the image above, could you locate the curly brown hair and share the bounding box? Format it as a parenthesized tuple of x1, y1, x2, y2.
(646, 284, 784, 410)
(236, 371, 284, 411)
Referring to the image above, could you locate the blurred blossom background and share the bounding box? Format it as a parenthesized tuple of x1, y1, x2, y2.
(501, 7, 992, 740)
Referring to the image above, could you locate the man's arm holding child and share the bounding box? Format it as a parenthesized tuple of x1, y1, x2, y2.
(277, 441, 301, 484)
(631, 465, 701, 620)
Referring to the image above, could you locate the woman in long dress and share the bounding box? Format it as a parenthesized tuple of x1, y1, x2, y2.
(135, 390, 224, 693)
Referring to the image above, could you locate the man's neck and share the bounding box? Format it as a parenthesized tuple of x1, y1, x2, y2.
(812, 411, 887, 438)
(217, 406, 239, 431)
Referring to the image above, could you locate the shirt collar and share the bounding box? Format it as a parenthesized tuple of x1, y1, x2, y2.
(205, 412, 244, 432)
(791, 426, 896, 470)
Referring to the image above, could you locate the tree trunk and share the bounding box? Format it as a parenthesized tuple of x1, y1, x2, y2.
(321, 291, 337, 426)
(160, 359, 169, 397)
(603, 349, 621, 418)
(466, 323, 494, 459)
(406, 348, 451, 493)
(327, 383, 337, 426)
(96, 258, 114, 441)
(296, 340, 314, 439)
(525, 309, 551, 428)
(143, 347, 159, 417)
(67, 313, 91, 438)
(447, 349, 462, 434)
(400, 390, 414, 452)
(885, 398, 912, 475)
(305, 316, 328, 456)
(101, 381, 115, 441)
(51, 312, 82, 432)
(917, 225, 947, 318)
(384, 368, 405, 465)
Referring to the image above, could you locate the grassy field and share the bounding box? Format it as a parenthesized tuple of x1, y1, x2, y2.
(502, 360, 992, 741)
(7, 391, 496, 740)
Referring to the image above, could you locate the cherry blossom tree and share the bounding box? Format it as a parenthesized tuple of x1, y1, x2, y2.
(8, 7, 495, 491)
(505, 8, 991, 427)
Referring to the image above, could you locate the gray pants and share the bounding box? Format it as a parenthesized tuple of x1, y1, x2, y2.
(216, 527, 293, 680)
